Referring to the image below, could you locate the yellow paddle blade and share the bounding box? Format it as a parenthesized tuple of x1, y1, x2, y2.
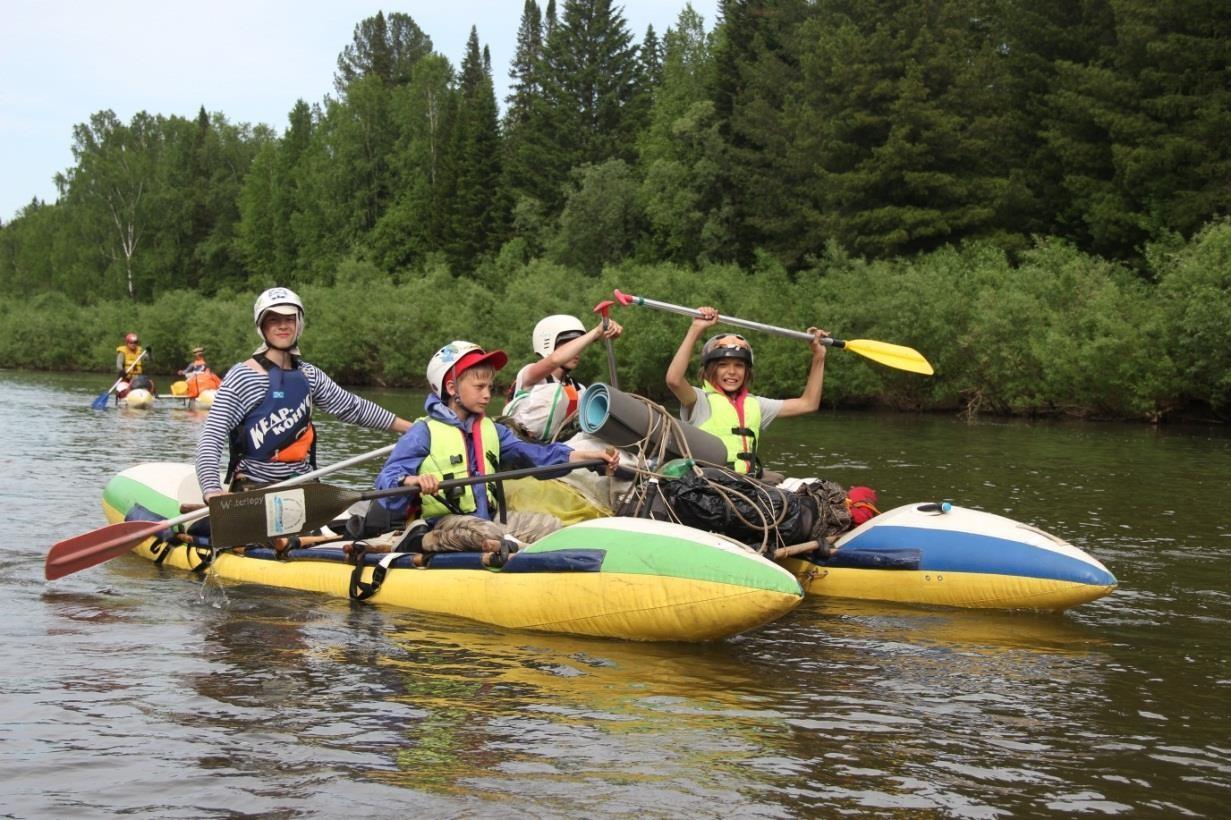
(844, 339, 934, 375)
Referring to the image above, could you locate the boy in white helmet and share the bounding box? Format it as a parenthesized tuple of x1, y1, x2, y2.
(503, 314, 623, 441)
(195, 287, 412, 499)
(370, 340, 618, 556)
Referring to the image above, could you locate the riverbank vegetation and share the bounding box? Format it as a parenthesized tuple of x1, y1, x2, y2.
(1, 1, 1227, 421)
(2, 223, 1228, 420)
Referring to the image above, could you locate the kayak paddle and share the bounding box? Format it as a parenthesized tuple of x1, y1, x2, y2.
(207, 459, 608, 548)
(91, 348, 149, 410)
(613, 289, 934, 376)
(44, 443, 397, 580)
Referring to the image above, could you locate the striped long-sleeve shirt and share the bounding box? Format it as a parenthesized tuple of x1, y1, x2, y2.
(195, 360, 397, 496)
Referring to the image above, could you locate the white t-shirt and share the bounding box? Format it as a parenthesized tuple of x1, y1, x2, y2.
(503, 363, 584, 441)
(680, 386, 784, 430)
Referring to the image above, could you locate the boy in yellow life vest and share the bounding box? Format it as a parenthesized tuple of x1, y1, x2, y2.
(666, 306, 829, 479)
(371, 341, 619, 560)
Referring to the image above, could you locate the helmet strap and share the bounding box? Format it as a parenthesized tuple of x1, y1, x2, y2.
(447, 389, 479, 419)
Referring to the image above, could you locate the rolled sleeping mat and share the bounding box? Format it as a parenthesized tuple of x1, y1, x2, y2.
(579, 383, 727, 465)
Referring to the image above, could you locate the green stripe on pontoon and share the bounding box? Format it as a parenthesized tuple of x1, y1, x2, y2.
(528, 524, 800, 595)
(103, 473, 181, 519)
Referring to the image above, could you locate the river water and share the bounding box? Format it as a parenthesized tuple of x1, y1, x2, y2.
(1, 369, 1227, 817)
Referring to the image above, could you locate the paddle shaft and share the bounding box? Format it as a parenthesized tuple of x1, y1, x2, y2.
(613, 289, 934, 375)
(190, 442, 401, 525)
(44, 443, 397, 579)
(770, 538, 840, 561)
(613, 290, 838, 346)
(366, 458, 605, 504)
(593, 299, 620, 389)
(208, 458, 608, 547)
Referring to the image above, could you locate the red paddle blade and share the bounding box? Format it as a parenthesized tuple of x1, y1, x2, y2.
(44, 520, 169, 580)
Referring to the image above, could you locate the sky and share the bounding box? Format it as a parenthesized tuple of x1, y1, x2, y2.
(0, 0, 719, 224)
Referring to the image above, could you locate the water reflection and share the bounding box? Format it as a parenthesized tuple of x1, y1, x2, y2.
(374, 617, 780, 807)
(4, 371, 1231, 816)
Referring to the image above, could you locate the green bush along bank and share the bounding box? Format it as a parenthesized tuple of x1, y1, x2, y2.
(3, 223, 1228, 422)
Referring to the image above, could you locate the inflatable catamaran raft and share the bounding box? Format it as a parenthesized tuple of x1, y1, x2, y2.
(101, 462, 804, 642)
(577, 383, 1117, 612)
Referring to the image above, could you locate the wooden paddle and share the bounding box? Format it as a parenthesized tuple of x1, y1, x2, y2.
(91, 348, 149, 410)
(206, 459, 608, 548)
(613, 289, 934, 375)
(44, 444, 397, 580)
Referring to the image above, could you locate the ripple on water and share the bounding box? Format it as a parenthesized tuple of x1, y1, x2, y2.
(3, 374, 1231, 816)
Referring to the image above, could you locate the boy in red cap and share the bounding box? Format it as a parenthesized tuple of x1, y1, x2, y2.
(370, 341, 618, 558)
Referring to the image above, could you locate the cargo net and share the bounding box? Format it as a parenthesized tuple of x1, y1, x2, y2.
(603, 395, 875, 558)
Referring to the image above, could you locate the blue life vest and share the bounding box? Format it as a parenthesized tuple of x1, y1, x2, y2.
(227, 356, 315, 481)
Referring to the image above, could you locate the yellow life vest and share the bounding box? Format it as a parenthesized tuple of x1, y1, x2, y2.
(697, 381, 762, 475)
(418, 416, 501, 519)
(116, 344, 145, 375)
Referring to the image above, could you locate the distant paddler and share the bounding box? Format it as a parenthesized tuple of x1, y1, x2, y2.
(173, 346, 221, 408)
(114, 332, 156, 407)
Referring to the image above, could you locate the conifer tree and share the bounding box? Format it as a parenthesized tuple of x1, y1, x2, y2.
(639, 4, 728, 264)
(803, 0, 1025, 260)
(528, 0, 648, 213)
(505, 0, 544, 128)
(997, 0, 1114, 243)
(447, 27, 505, 272)
(335, 12, 434, 92)
(1043, 0, 1231, 261)
(710, 0, 811, 266)
(238, 101, 314, 281)
(368, 54, 457, 272)
(502, 0, 548, 226)
(641, 25, 664, 87)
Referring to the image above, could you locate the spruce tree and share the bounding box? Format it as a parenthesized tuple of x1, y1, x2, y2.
(447, 27, 505, 272)
(1043, 0, 1231, 262)
(710, 0, 812, 267)
(505, 0, 544, 128)
(529, 0, 648, 213)
(639, 4, 728, 264)
(368, 54, 456, 272)
(502, 0, 549, 228)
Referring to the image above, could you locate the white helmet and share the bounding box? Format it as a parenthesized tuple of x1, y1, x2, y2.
(532, 315, 586, 358)
(254, 287, 305, 348)
(427, 341, 509, 396)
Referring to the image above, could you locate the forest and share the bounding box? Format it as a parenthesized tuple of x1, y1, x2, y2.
(0, 0, 1227, 420)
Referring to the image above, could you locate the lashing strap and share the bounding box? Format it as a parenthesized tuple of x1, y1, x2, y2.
(347, 545, 401, 601)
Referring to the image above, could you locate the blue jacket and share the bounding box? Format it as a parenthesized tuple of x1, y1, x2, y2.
(375, 393, 576, 519)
